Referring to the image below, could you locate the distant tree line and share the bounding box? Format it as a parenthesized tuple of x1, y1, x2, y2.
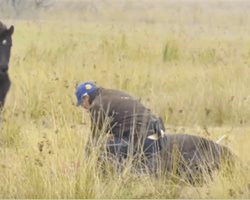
(0, 0, 53, 17)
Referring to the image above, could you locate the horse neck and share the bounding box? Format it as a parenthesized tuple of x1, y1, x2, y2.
(0, 73, 9, 85)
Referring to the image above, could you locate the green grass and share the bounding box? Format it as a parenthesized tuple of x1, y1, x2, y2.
(1, 1, 250, 198)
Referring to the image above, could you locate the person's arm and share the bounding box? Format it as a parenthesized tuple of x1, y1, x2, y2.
(89, 103, 103, 138)
(89, 98, 113, 137)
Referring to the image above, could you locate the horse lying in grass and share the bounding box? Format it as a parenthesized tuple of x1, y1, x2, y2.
(96, 133, 236, 186)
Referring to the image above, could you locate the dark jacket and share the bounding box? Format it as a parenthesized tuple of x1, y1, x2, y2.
(88, 87, 162, 143)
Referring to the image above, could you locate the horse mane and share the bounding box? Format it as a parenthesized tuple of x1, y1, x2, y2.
(0, 21, 7, 34)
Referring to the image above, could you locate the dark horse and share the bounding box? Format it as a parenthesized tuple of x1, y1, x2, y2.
(0, 21, 14, 131)
(97, 133, 236, 186)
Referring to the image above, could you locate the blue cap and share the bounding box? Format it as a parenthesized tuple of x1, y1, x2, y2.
(75, 81, 97, 107)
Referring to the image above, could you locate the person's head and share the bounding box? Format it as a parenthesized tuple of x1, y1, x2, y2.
(75, 81, 97, 109)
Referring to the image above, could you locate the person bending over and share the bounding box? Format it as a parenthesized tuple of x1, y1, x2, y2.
(75, 81, 166, 167)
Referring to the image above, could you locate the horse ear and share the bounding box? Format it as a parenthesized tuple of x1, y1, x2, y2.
(8, 26, 14, 36)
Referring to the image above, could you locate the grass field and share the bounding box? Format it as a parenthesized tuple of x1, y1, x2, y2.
(2, 0, 250, 198)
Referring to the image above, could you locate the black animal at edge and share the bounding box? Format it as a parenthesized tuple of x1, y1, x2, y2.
(0, 21, 14, 130)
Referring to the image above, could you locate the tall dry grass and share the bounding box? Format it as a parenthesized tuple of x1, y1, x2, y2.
(1, 0, 250, 198)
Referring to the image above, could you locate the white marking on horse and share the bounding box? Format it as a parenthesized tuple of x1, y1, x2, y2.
(216, 135, 227, 144)
(160, 130, 165, 137)
(2, 40, 7, 45)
